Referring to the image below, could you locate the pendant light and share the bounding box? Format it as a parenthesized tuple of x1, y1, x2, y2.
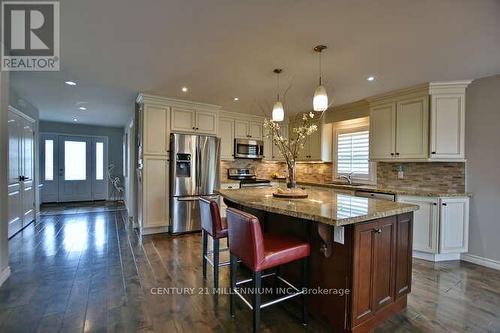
(313, 45, 329, 112)
(272, 68, 284, 122)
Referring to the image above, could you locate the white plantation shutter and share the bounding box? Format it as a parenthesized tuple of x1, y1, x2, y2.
(337, 130, 369, 176)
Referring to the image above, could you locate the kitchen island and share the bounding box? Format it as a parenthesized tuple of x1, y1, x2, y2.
(218, 187, 419, 333)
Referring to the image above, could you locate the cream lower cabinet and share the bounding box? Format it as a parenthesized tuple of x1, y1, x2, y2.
(397, 195, 469, 261)
(141, 156, 169, 234)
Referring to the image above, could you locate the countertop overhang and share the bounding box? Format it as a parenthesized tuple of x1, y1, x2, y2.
(218, 187, 419, 227)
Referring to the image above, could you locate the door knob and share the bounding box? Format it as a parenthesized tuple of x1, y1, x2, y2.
(374, 229, 382, 234)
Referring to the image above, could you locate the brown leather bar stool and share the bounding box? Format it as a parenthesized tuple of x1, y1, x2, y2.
(226, 207, 310, 333)
(199, 197, 229, 289)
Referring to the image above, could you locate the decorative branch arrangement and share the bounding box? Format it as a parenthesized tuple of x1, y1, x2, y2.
(263, 112, 318, 188)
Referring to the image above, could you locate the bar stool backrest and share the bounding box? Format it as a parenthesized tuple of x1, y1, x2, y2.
(199, 197, 226, 238)
(226, 207, 264, 270)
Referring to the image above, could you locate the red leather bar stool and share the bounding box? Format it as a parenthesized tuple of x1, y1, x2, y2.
(226, 208, 310, 333)
(199, 197, 229, 289)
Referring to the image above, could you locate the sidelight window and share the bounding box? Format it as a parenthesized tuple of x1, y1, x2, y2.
(44, 139, 54, 181)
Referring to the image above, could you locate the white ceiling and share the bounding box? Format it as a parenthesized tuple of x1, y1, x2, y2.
(10, 0, 500, 127)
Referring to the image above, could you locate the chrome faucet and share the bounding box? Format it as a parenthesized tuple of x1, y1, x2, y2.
(339, 172, 353, 185)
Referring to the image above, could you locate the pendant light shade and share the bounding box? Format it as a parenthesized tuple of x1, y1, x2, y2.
(313, 84, 328, 112)
(313, 45, 329, 112)
(272, 68, 284, 122)
(272, 101, 284, 122)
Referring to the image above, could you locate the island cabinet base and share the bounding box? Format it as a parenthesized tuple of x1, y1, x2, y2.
(225, 201, 413, 333)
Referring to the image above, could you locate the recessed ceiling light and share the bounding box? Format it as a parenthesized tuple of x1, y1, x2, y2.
(79, 106, 87, 111)
(367, 76, 375, 82)
(65, 81, 77, 86)
(73, 118, 78, 122)
(233, 97, 239, 101)
(181, 87, 188, 92)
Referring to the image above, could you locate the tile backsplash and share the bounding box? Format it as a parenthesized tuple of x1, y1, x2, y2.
(220, 160, 333, 183)
(221, 159, 465, 194)
(377, 162, 465, 193)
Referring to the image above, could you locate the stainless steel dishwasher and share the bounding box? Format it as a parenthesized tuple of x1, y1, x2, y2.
(354, 190, 396, 201)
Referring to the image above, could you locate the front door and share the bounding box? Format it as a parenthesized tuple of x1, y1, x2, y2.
(58, 135, 92, 202)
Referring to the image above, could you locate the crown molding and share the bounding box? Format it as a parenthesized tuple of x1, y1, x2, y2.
(366, 83, 430, 103)
(136, 93, 221, 111)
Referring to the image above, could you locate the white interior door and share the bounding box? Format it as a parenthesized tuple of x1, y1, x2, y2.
(21, 120, 35, 225)
(8, 108, 36, 237)
(7, 111, 23, 237)
(58, 135, 92, 202)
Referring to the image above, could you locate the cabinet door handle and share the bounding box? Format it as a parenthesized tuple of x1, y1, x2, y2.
(390, 153, 394, 156)
(442, 203, 447, 206)
(395, 152, 400, 156)
(431, 151, 436, 154)
(373, 228, 382, 234)
(192, 127, 195, 130)
(433, 203, 438, 206)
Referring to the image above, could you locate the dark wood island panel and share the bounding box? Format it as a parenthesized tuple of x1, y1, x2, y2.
(224, 200, 413, 333)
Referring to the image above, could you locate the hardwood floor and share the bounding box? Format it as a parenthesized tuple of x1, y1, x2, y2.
(0, 207, 499, 333)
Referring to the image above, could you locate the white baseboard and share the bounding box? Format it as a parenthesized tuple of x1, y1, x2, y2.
(413, 251, 461, 262)
(0, 266, 11, 287)
(461, 253, 500, 271)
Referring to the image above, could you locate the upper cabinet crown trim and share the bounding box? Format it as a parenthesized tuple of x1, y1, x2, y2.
(137, 93, 222, 111)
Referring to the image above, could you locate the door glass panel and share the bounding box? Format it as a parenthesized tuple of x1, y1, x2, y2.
(45, 140, 54, 181)
(65, 141, 86, 180)
(96, 142, 104, 180)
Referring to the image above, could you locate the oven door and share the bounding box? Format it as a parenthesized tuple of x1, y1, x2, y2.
(234, 139, 264, 159)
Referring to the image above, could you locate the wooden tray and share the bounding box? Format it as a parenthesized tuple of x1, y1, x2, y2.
(272, 191, 308, 199)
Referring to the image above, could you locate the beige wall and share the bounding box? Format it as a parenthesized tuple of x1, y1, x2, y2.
(0, 69, 10, 282)
(465, 74, 500, 262)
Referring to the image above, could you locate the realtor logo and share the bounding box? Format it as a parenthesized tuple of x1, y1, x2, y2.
(2, 1, 60, 71)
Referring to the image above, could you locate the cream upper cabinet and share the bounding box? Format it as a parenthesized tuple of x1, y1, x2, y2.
(171, 107, 196, 132)
(271, 124, 288, 161)
(234, 120, 250, 139)
(369, 103, 396, 160)
(429, 94, 466, 160)
(368, 81, 470, 162)
(308, 124, 322, 160)
(397, 196, 439, 253)
(395, 96, 429, 159)
(234, 120, 262, 139)
(171, 107, 218, 135)
(219, 117, 235, 160)
(289, 120, 332, 161)
(439, 197, 469, 254)
(143, 104, 170, 156)
(195, 110, 218, 135)
(248, 121, 263, 139)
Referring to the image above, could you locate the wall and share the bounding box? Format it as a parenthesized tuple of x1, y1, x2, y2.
(377, 162, 465, 193)
(39, 121, 125, 194)
(465, 74, 500, 263)
(0, 69, 10, 285)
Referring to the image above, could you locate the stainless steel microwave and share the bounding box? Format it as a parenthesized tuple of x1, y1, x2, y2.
(234, 138, 264, 159)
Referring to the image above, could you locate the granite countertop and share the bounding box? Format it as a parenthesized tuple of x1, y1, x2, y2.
(218, 188, 418, 227)
(271, 180, 470, 198)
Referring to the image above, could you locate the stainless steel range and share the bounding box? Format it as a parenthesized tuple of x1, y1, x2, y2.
(227, 168, 271, 188)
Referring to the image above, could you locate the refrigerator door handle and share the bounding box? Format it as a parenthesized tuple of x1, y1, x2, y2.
(177, 197, 201, 202)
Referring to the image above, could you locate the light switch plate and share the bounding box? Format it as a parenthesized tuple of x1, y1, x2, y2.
(398, 170, 404, 179)
(334, 226, 344, 244)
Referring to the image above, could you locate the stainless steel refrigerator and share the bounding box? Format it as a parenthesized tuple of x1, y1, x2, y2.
(170, 133, 220, 234)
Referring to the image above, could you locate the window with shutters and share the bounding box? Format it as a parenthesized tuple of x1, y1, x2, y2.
(334, 122, 375, 183)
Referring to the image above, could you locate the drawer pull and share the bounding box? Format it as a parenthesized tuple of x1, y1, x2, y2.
(374, 229, 382, 234)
